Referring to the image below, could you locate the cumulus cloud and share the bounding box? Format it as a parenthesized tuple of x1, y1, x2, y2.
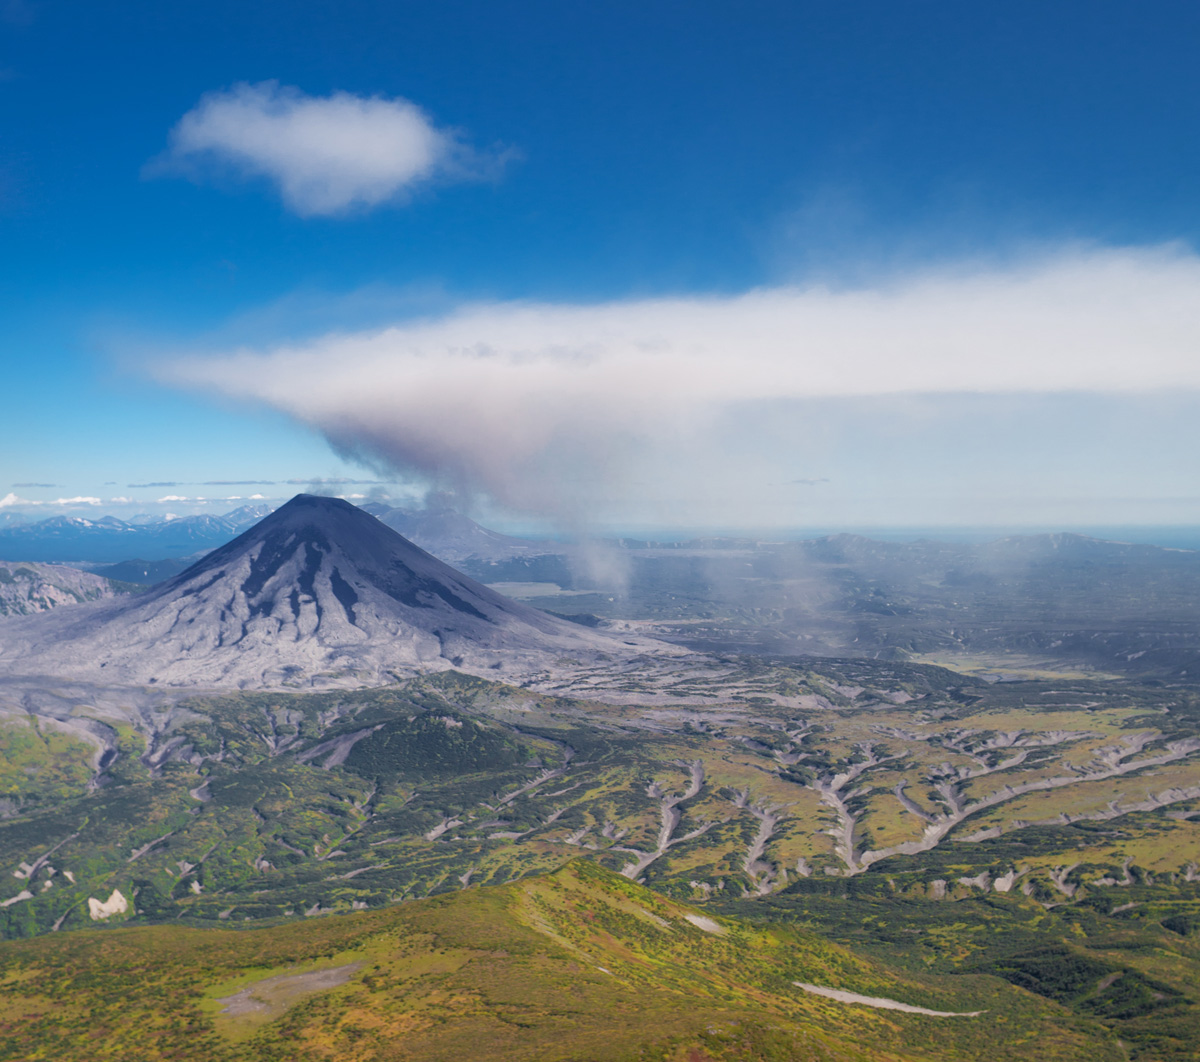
(153, 81, 501, 216)
(144, 494, 265, 504)
(0, 493, 102, 508)
(151, 245, 1200, 525)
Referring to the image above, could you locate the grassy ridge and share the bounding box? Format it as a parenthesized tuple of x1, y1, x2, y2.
(729, 880, 1200, 1059)
(0, 861, 1117, 1062)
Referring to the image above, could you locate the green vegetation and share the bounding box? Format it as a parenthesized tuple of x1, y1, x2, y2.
(0, 718, 95, 813)
(3, 660, 1200, 1057)
(0, 861, 1125, 1061)
(725, 879, 1200, 1059)
(4, 664, 1200, 940)
(344, 711, 530, 780)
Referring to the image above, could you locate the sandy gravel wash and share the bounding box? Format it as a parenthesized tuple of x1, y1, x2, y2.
(793, 982, 984, 1017)
(218, 963, 363, 1017)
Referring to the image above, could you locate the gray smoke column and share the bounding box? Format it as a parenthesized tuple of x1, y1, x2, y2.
(150, 246, 1200, 525)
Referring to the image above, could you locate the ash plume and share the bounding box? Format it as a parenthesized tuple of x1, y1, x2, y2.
(149, 246, 1200, 529)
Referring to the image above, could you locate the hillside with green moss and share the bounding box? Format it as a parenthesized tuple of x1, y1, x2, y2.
(0, 860, 1138, 1062)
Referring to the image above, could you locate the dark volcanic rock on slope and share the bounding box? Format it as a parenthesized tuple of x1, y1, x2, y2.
(0, 495, 665, 689)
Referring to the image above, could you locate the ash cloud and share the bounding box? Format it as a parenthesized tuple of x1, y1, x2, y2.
(150, 246, 1200, 529)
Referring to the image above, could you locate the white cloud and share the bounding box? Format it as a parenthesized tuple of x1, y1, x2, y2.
(0, 493, 103, 508)
(154, 81, 498, 216)
(151, 245, 1200, 525)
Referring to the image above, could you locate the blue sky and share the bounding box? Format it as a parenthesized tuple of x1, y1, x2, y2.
(4, 1, 1200, 530)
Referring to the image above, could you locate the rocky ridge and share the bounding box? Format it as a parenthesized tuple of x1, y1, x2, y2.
(0, 561, 130, 617)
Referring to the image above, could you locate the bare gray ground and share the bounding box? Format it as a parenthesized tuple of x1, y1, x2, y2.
(217, 962, 363, 1019)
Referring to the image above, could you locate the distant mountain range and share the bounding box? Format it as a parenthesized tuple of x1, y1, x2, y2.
(0, 500, 555, 569)
(0, 494, 662, 689)
(0, 504, 274, 563)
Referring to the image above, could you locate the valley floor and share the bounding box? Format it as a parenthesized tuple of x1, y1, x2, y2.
(2, 659, 1200, 1056)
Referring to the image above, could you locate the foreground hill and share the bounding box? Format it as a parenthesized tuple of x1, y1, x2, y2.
(0, 495, 670, 689)
(0, 560, 131, 617)
(0, 860, 1122, 1062)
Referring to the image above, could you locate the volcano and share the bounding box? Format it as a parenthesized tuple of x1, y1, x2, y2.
(0, 495, 657, 689)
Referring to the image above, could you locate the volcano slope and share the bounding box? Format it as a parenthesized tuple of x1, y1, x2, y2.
(0, 495, 672, 690)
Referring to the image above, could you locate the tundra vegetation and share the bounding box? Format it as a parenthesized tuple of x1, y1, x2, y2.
(3, 660, 1200, 1058)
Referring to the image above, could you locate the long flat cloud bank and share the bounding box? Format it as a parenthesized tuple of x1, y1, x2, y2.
(152, 246, 1200, 523)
